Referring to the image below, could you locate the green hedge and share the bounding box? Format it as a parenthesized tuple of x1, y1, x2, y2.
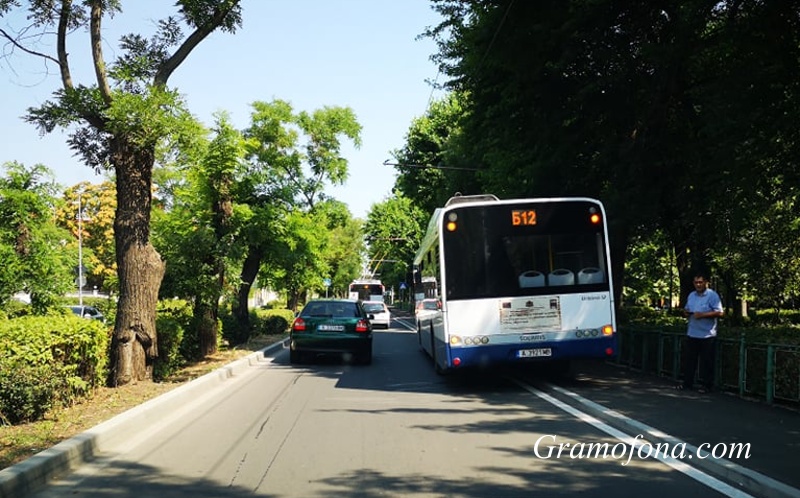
(154, 299, 195, 380)
(251, 308, 294, 336)
(0, 315, 110, 424)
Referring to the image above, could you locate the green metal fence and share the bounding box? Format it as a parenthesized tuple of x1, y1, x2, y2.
(614, 327, 800, 407)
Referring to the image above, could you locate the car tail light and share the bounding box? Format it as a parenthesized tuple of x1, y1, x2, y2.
(355, 319, 370, 333)
(292, 318, 306, 332)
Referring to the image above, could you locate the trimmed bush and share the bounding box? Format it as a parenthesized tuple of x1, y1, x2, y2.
(251, 308, 293, 336)
(156, 299, 196, 373)
(0, 315, 109, 424)
(0, 360, 63, 424)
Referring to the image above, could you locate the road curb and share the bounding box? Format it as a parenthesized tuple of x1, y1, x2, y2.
(0, 337, 289, 498)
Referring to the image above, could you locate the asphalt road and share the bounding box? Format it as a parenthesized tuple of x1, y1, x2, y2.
(13, 312, 800, 498)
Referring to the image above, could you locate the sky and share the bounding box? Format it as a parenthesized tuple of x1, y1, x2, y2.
(0, 0, 445, 219)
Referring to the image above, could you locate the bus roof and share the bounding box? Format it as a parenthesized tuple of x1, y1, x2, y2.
(444, 193, 499, 207)
(350, 279, 383, 285)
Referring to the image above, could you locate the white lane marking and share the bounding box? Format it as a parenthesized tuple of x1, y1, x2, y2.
(547, 383, 800, 498)
(394, 317, 418, 332)
(511, 379, 755, 498)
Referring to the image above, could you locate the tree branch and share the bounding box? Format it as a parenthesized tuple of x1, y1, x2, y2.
(0, 27, 61, 66)
(153, 1, 240, 87)
(89, 0, 112, 105)
(56, 0, 74, 90)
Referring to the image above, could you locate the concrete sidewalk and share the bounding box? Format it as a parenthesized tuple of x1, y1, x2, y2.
(0, 338, 289, 498)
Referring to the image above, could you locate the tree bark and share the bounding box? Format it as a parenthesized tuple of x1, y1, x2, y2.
(195, 299, 219, 358)
(109, 136, 165, 386)
(235, 245, 264, 332)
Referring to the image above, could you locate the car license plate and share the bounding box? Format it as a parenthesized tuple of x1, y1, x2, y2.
(318, 324, 344, 332)
(517, 348, 552, 358)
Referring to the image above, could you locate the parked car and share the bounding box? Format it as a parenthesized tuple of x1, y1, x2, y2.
(362, 300, 391, 329)
(290, 299, 373, 365)
(67, 305, 105, 322)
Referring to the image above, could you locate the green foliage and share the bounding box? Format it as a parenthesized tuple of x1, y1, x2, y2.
(1, 299, 32, 319)
(0, 315, 110, 423)
(250, 308, 294, 336)
(156, 299, 197, 367)
(750, 309, 800, 327)
(0, 360, 63, 425)
(154, 312, 186, 381)
(415, 1, 800, 313)
(392, 92, 475, 216)
(363, 195, 426, 292)
(623, 230, 678, 307)
(616, 305, 685, 329)
(0, 162, 74, 312)
(313, 200, 364, 298)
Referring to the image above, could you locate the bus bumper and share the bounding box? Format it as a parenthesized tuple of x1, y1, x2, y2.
(444, 336, 617, 370)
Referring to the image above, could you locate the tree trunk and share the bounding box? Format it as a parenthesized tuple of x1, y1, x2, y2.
(235, 245, 264, 331)
(109, 137, 165, 386)
(195, 299, 219, 358)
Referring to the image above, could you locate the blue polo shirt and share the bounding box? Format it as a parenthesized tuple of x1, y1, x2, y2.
(685, 288, 723, 338)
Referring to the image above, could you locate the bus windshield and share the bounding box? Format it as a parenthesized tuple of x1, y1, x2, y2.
(442, 200, 608, 301)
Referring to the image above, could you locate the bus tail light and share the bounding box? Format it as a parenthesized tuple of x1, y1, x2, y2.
(450, 336, 462, 346)
(292, 318, 306, 332)
(453, 357, 462, 366)
(602, 325, 614, 336)
(355, 319, 370, 333)
(605, 347, 614, 356)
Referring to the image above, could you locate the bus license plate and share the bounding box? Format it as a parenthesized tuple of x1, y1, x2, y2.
(518, 348, 552, 358)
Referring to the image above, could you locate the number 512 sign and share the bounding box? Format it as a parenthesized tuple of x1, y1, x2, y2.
(511, 209, 537, 226)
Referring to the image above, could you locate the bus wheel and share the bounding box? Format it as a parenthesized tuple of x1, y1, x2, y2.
(430, 328, 436, 366)
(430, 325, 446, 375)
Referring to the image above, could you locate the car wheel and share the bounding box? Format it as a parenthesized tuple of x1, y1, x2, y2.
(289, 349, 302, 364)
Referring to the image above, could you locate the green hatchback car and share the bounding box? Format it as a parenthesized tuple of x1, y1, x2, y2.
(290, 299, 373, 365)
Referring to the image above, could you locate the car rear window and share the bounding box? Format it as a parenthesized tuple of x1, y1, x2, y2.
(302, 302, 360, 318)
(363, 303, 384, 313)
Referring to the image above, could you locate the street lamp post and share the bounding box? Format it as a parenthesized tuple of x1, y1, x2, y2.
(77, 191, 84, 306)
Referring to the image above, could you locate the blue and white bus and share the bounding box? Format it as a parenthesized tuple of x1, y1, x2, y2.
(413, 194, 617, 374)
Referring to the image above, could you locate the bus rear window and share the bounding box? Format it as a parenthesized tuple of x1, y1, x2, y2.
(442, 201, 609, 300)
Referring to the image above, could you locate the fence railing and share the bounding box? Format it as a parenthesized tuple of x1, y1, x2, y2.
(614, 327, 800, 407)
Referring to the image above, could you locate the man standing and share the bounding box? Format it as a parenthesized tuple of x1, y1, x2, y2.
(678, 272, 724, 393)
